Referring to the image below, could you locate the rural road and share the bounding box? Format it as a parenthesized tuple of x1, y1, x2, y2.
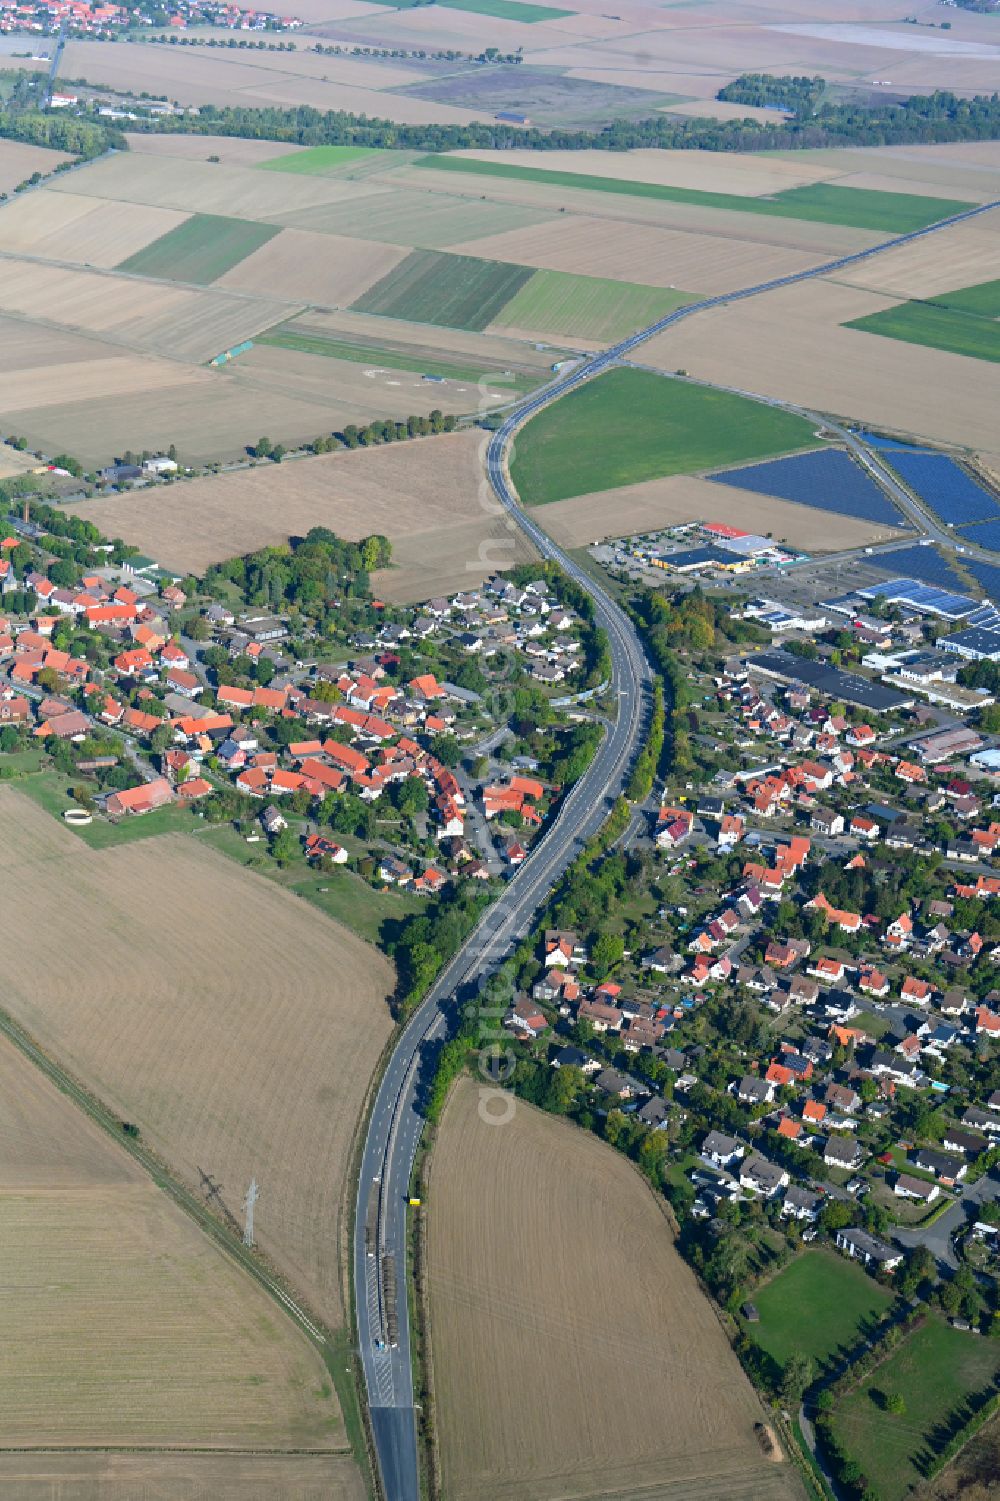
(354, 192, 1000, 1501)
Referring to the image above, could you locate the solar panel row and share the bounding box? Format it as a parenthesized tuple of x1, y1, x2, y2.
(708, 449, 904, 527)
(955, 519, 1000, 552)
(870, 546, 967, 591)
(886, 451, 1000, 527)
(966, 558, 1000, 604)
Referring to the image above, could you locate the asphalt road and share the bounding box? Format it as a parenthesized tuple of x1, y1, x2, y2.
(354, 192, 1000, 1501)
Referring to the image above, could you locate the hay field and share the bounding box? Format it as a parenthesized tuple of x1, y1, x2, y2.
(834, 209, 1000, 299)
(62, 430, 529, 598)
(125, 130, 305, 165)
(0, 1454, 363, 1501)
(642, 277, 1000, 453)
(0, 1029, 344, 1453)
(0, 791, 394, 1327)
(0, 189, 188, 268)
(218, 227, 409, 305)
(539, 473, 906, 552)
(451, 215, 827, 295)
(273, 185, 556, 248)
(0, 138, 73, 193)
(427, 1079, 802, 1501)
(451, 145, 839, 196)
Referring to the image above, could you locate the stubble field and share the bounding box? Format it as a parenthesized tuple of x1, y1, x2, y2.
(427, 1078, 803, 1501)
(0, 791, 394, 1329)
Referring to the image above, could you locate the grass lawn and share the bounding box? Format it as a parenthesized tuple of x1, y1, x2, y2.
(414, 156, 966, 232)
(256, 327, 540, 393)
(509, 368, 820, 505)
(257, 145, 380, 174)
(116, 213, 280, 284)
(491, 267, 696, 342)
(831, 1315, 1000, 1501)
(353, 248, 534, 332)
(846, 295, 1000, 365)
(750, 1248, 894, 1375)
(17, 770, 196, 849)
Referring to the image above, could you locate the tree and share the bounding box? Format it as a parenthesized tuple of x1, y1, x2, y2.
(884, 1390, 905, 1415)
(270, 827, 298, 867)
(780, 1353, 814, 1405)
(591, 931, 624, 977)
(254, 436, 272, 459)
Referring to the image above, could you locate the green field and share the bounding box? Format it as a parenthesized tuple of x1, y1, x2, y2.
(257, 326, 539, 393)
(830, 1315, 1000, 1500)
(361, 0, 568, 12)
(17, 770, 197, 849)
(491, 268, 696, 342)
(352, 248, 534, 331)
(117, 213, 280, 283)
(750, 1249, 895, 1375)
(414, 155, 967, 232)
(846, 277, 1000, 364)
(257, 145, 381, 175)
(509, 368, 820, 505)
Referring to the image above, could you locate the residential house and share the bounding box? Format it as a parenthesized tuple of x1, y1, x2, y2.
(835, 1227, 902, 1271)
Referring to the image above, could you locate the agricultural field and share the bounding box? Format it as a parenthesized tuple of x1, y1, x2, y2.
(0, 1454, 363, 1501)
(0, 790, 395, 1330)
(0, 190, 189, 269)
(61, 429, 532, 599)
(427, 1078, 802, 1501)
(918, 1412, 1000, 1501)
(0, 1028, 355, 1488)
(830, 1315, 1000, 1501)
(117, 212, 281, 283)
(0, 136, 73, 193)
(509, 368, 820, 507)
(258, 144, 383, 174)
(748, 1249, 894, 1377)
(354, 248, 534, 329)
(256, 323, 541, 391)
(217, 227, 409, 307)
(709, 450, 906, 527)
(489, 267, 695, 342)
(845, 278, 1000, 365)
(538, 474, 904, 555)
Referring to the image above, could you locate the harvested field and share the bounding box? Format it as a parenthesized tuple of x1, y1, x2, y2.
(510, 368, 820, 506)
(784, 142, 1000, 203)
(846, 298, 1000, 364)
(917, 1410, 1000, 1501)
(62, 430, 531, 598)
(354, 248, 533, 329)
(117, 212, 281, 283)
(125, 130, 305, 165)
(256, 326, 539, 390)
(274, 185, 555, 247)
(0, 353, 196, 415)
(217, 227, 408, 306)
(662, 97, 790, 124)
(835, 209, 1000, 299)
(0, 189, 189, 268)
(227, 343, 513, 415)
(538, 473, 903, 553)
(280, 305, 562, 373)
(642, 277, 1000, 453)
(451, 145, 839, 196)
(0, 1028, 345, 1453)
(0, 137, 73, 193)
(0, 791, 394, 1327)
(0, 1453, 364, 1501)
(489, 266, 694, 342)
(427, 1078, 803, 1501)
(452, 215, 826, 295)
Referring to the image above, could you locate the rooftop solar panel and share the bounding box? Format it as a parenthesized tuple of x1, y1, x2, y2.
(709, 449, 904, 526)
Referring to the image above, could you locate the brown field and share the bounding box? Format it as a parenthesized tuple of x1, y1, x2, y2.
(915, 1411, 1000, 1501)
(662, 98, 792, 124)
(427, 1079, 803, 1501)
(452, 214, 829, 295)
(0, 137, 73, 193)
(285, 306, 562, 373)
(125, 129, 306, 165)
(0, 353, 196, 414)
(0, 791, 394, 1327)
(0, 188, 189, 267)
(780, 142, 1000, 203)
(218, 226, 409, 305)
(643, 276, 1000, 453)
(0, 1028, 347, 1454)
(836, 209, 1000, 298)
(538, 472, 907, 553)
(451, 146, 838, 196)
(62, 430, 532, 597)
(0, 1453, 364, 1501)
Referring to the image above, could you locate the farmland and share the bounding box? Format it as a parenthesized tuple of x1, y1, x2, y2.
(829, 1316, 1000, 1501)
(259, 144, 382, 174)
(353, 248, 534, 330)
(490, 267, 695, 342)
(0, 790, 395, 1329)
(749, 1250, 895, 1376)
(256, 324, 540, 390)
(117, 212, 281, 283)
(0, 1028, 353, 1484)
(845, 278, 1000, 365)
(509, 368, 820, 507)
(426, 1078, 802, 1501)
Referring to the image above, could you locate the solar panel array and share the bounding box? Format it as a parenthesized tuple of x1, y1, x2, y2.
(955, 519, 1000, 552)
(868, 545, 968, 591)
(708, 449, 904, 526)
(861, 577, 979, 619)
(885, 451, 1000, 526)
(965, 558, 1000, 604)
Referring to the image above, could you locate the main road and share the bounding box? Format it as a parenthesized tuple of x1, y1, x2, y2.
(355, 191, 1000, 1501)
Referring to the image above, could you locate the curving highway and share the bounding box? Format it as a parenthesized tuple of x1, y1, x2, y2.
(355, 190, 1000, 1501)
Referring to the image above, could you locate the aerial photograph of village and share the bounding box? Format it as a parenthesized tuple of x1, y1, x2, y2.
(2, 0, 1000, 1496)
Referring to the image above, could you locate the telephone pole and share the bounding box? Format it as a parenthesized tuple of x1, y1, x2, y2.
(243, 1178, 259, 1248)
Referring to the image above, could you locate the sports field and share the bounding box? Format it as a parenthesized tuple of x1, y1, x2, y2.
(427, 1079, 802, 1501)
(258, 144, 381, 174)
(830, 1315, 1000, 1501)
(352, 248, 534, 330)
(117, 212, 281, 283)
(845, 278, 1000, 364)
(415, 155, 967, 231)
(490, 267, 695, 342)
(0, 790, 394, 1328)
(509, 368, 820, 506)
(750, 1249, 895, 1375)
